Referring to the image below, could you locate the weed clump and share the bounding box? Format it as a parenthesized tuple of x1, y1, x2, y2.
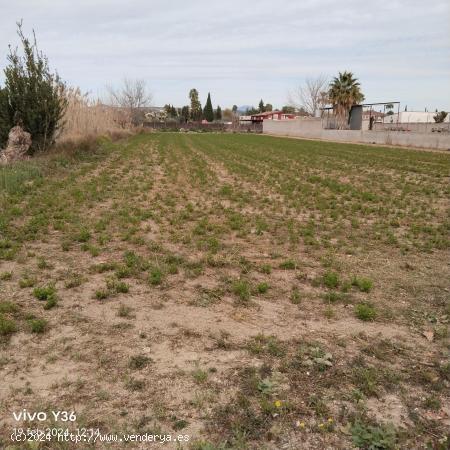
(256, 282, 269, 294)
(19, 275, 36, 288)
(355, 302, 377, 321)
(290, 287, 301, 304)
(352, 276, 373, 292)
(0, 314, 17, 336)
(231, 279, 251, 305)
(33, 284, 56, 301)
(323, 271, 339, 289)
(106, 278, 129, 294)
(351, 421, 397, 449)
(0, 271, 12, 281)
(33, 284, 58, 309)
(0, 301, 19, 315)
(129, 355, 152, 370)
(279, 260, 296, 270)
(95, 289, 109, 300)
(29, 318, 48, 333)
(192, 367, 208, 384)
(148, 267, 163, 285)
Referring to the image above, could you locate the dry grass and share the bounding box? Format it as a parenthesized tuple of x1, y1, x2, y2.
(57, 87, 132, 142)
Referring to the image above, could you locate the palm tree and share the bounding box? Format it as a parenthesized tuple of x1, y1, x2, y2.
(328, 71, 364, 129)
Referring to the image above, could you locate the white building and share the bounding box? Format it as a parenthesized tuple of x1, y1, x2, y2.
(384, 111, 449, 123)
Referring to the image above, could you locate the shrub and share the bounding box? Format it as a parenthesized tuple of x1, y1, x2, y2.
(19, 276, 36, 288)
(106, 278, 129, 294)
(29, 318, 47, 333)
(279, 260, 296, 270)
(0, 271, 12, 281)
(129, 355, 152, 370)
(351, 421, 397, 449)
(95, 289, 109, 300)
(355, 302, 377, 321)
(0, 22, 67, 152)
(323, 271, 339, 289)
(33, 284, 56, 301)
(256, 282, 269, 294)
(0, 314, 17, 336)
(192, 368, 208, 384)
(75, 228, 91, 243)
(148, 267, 163, 285)
(352, 276, 373, 293)
(232, 279, 251, 304)
(0, 87, 9, 146)
(0, 301, 19, 314)
(323, 292, 349, 304)
(290, 287, 301, 304)
(43, 296, 58, 310)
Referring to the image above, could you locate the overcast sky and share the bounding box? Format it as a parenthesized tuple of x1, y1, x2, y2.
(1, 0, 449, 110)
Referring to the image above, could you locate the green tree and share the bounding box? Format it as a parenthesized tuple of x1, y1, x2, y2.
(281, 105, 296, 114)
(180, 105, 190, 123)
(215, 105, 222, 121)
(164, 104, 178, 118)
(245, 106, 259, 115)
(189, 89, 202, 121)
(328, 71, 364, 129)
(203, 92, 214, 122)
(232, 105, 238, 114)
(258, 99, 265, 113)
(1, 22, 67, 152)
(265, 103, 273, 112)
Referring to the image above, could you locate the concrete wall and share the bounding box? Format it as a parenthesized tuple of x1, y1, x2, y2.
(373, 122, 450, 134)
(263, 118, 450, 150)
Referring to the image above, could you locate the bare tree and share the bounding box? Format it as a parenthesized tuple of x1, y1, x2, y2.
(106, 78, 153, 124)
(289, 75, 329, 116)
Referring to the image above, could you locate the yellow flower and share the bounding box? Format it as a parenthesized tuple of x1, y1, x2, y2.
(328, 418, 333, 423)
(274, 400, 282, 408)
(299, 422, 305, 428)
(318, 423, 324, 428)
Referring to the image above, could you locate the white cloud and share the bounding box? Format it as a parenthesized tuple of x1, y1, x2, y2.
(0, 0, 449, 108)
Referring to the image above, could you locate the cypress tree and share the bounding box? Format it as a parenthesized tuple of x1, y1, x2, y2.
(215, 105, 222, 121)
(203, 92, 214, 122)
(258, 99, 265, 113)
(189, 89, 202, 121)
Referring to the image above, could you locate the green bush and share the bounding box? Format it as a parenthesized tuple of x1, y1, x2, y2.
(323, 271, 339, 289)
(232, 279, 251, 304)
(29, 318, 47, 333)
(0, 22, 67, 152)
(0, 301, 19, 314)
(148, 267, 163, 285)
(355, 302, 377, 321)
(352, 276, 373, 293)
(33, 284, 56, 301)
(0, 87, 10, 145)
(256, 282, 269, 294)
(351, 421, 397, 449)
(0, 314, 17, 336)
(279, 259, 296, 270)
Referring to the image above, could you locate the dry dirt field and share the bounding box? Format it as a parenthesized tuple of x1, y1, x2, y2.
(0, 132, 449, 449)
